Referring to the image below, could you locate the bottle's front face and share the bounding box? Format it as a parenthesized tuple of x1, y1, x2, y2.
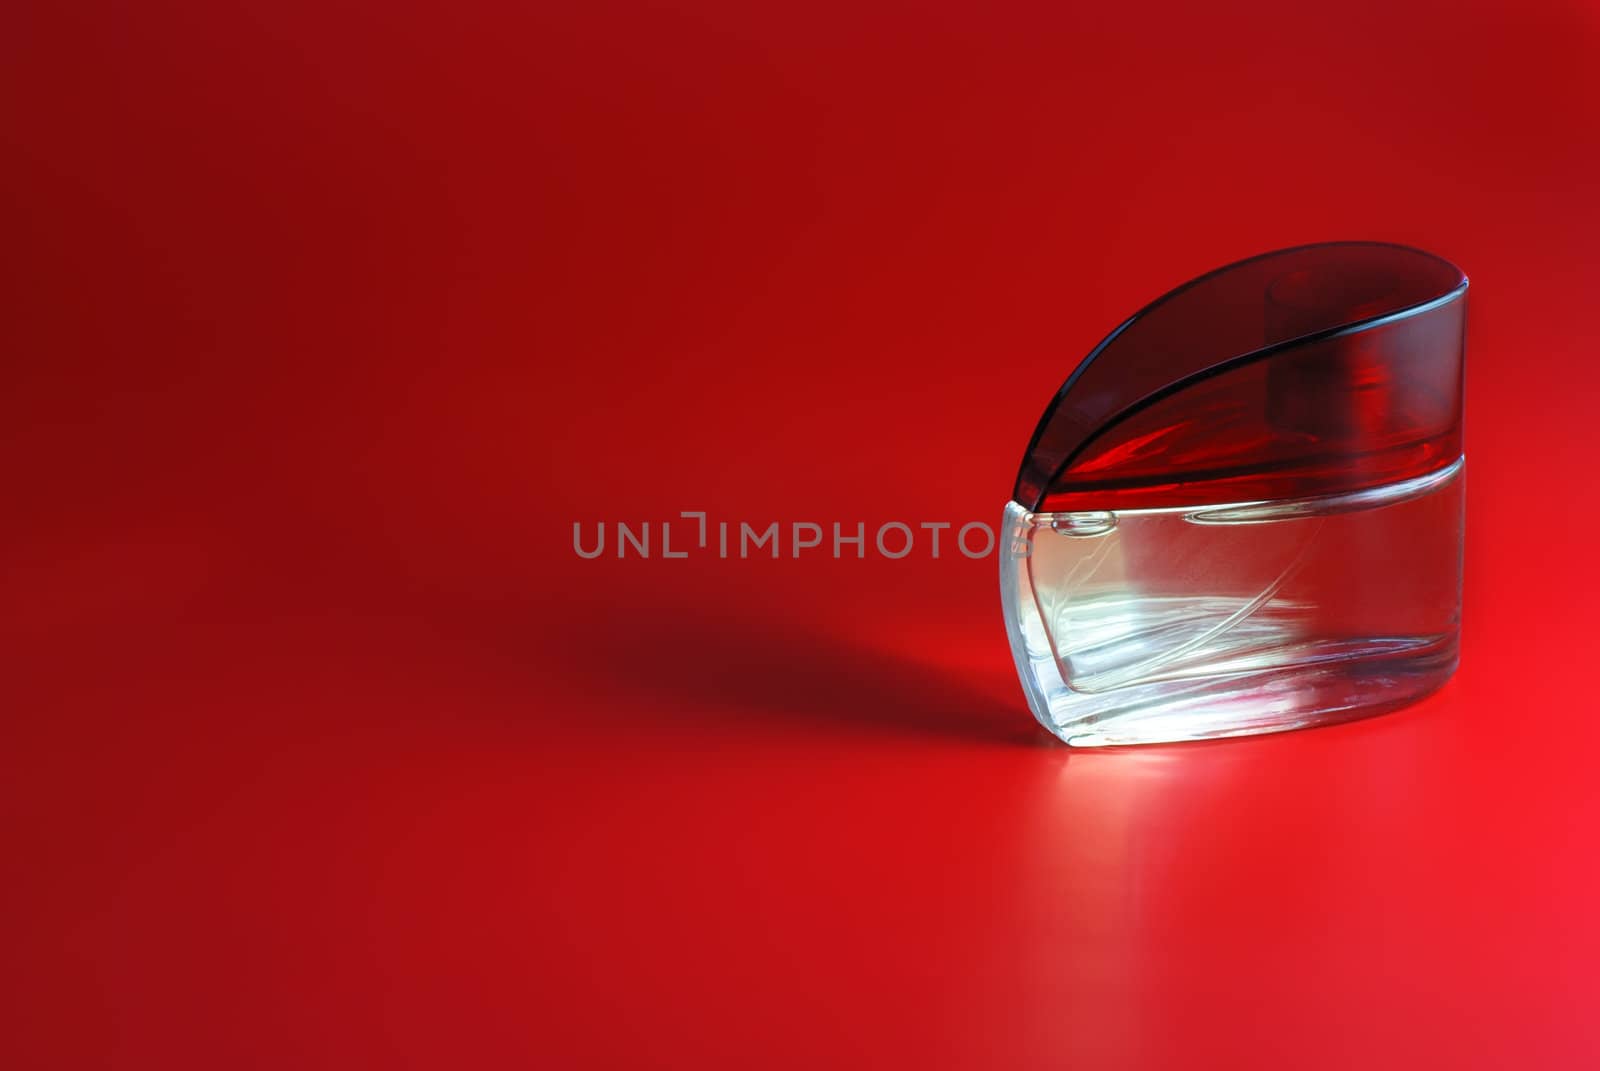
(1001, 459, 1464, 746)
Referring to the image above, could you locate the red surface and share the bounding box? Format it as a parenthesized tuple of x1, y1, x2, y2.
(5, 1, 1600, 1067)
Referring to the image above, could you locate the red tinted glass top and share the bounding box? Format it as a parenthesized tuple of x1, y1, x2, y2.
(1015, 242, 1468, 512)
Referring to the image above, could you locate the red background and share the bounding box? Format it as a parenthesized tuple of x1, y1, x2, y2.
(5, 1, 1600, 1067)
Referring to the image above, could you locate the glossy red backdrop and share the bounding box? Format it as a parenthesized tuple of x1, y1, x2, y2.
(5, 1, 1600, 1067)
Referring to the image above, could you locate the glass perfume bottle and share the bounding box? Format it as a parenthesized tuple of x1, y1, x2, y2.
(1002, 242, 1466, 746)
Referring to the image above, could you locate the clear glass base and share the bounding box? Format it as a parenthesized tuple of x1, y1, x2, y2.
(1001, 459, 1464, 746)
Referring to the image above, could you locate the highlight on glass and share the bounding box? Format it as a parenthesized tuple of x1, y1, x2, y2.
(1001, 242, 1467, 746)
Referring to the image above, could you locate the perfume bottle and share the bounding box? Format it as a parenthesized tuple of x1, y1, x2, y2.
(1001, 242, 1466, 746)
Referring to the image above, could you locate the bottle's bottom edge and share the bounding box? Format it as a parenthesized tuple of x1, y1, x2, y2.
(1032, 639, 1458, 747)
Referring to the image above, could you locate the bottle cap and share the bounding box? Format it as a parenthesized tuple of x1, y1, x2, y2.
(1014, 241, 1467, 512)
